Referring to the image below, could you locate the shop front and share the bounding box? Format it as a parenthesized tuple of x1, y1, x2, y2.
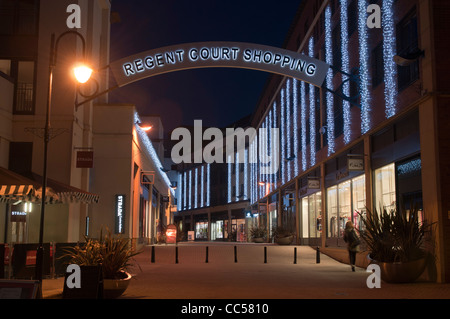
(194, 214, 208, 240)
(210, 212, 228, 241)
(298, 169, 322, 246)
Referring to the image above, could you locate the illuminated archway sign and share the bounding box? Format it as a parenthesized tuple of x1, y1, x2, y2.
(109, 42, 330, 88)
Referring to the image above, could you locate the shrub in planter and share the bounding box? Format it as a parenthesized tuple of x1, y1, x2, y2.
(250, 226, 267, 243)
(62, 228, 142, 298)
(272, 226, 294, 245)
(358, 206, 434, 283)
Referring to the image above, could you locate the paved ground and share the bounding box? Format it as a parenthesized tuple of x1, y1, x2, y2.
(41, 242, 450, 300)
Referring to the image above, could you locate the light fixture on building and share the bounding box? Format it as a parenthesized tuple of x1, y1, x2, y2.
(73, 64, 93, 84)
(138, 124, 153, 131)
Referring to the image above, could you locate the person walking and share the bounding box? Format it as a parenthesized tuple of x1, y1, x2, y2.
(343, 221, 360, 272)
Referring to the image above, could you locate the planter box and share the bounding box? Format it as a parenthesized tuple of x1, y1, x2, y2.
(275, 236, 293, 245)
(103, 271, 132, 299)
(368, 255, 427, 283)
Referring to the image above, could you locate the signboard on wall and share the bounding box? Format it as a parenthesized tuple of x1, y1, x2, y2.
(76, 151, 94, 168)
(115, 194, 125, 234)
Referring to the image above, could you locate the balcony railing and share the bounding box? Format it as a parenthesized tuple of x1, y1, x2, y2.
(15, 82, 34, 113)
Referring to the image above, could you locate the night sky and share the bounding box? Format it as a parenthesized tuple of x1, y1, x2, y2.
(109, 1, 301, 135)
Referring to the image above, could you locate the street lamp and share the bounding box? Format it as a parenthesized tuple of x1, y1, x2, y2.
(35, 30, 92, 295)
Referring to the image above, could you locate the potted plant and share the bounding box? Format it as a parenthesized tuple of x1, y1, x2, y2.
(358, 206, 433, 283)
(250, 226, 266, 243)
(63, 228, 141, 298)
(272, 226, 294, 245)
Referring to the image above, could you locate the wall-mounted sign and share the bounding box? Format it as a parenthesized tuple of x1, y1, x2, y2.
(76, 151, 94, 168)
(115, 194, 125, 234)
(110, 42, 330, 89)
(347, 157, 364, 171)
(11, 211, 27, 222)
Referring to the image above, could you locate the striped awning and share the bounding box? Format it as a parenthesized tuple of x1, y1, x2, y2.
(0, 167, 99, 204)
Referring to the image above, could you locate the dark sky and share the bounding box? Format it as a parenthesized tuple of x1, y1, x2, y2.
(109, 1, 301, 134)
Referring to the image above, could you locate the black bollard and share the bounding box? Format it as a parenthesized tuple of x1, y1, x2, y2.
(316, 246, 320, 264)
(264, 246, 267, 264)
(234, 245, 237, 263)
(205, 246, 209, 263)
(151, 246, 155, 263)
(294, 247, 297, 264)
(175, 246, 178, 264)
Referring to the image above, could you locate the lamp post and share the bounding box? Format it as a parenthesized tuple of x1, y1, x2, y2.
(35, 31, 92, 294)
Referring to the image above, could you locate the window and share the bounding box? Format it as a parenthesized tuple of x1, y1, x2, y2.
(372, 43, 384, 88)
(347, 0, 358, 37)
(13, 60, 35, 114)
(0, 0, 39, 36)
(0, 59, 11, 76)
(9, 142, 33, 175)
(396, 9, 420, 91)
(334, 98, 343, 138)
(315, 87, 321, 151)
(332, 24, 341, 72)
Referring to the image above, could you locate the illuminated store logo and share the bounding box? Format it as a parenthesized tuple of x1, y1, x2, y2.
(115, 194, 125, 234)
(110, 42, 330, 89)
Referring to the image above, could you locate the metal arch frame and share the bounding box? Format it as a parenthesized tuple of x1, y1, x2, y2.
(321, 65, 362, 109)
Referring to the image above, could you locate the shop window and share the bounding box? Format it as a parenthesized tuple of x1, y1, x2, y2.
(327, 175, 366, 238)
(195, 222, 208, 240)
(374, 163, 396, 212)
(327, 186, 338, 237)
(308, 192, 322, 238)
(301, 197, 309, 238)
(352, 175, 366, 230)
(338, 181, 351, 237)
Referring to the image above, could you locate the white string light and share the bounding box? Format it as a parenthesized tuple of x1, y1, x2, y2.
(340, 0, 351, 144)
(358, 0, 371, 133)
(383, 0, 397, 118)
(308, 37, 316, 166)
(325, 5, 335, 155)
(293, 79, 299, 176)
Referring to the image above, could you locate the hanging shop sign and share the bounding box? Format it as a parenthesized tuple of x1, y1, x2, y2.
(115, 194, 125, 234)
(347, 157, 364, 171)
(307, 178, 320, 190)
(110, 42, 330, 89)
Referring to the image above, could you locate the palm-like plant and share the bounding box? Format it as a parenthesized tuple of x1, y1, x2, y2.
(358, 206, 432, 263)
(62, 228, 141, 279)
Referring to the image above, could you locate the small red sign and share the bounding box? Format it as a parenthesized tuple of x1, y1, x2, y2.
(166, 224, 177, 244)
(76, 151, 94, 168)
